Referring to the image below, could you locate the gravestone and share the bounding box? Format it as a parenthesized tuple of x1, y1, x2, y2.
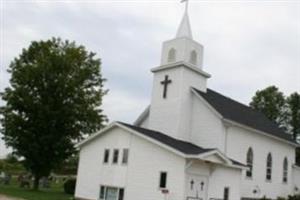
(3, 173, 11, 185)
(19, 174, 31, 188)
(41, 177, 50, 188)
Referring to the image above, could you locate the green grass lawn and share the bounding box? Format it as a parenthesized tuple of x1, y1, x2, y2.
(0, 178, 73, 200)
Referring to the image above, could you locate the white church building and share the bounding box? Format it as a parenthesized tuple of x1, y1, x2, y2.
(75, 3, 300, 200)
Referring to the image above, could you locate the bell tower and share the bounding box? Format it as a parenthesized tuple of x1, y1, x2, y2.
(160, 11, 204, 69)
(147, 1, 211, 141)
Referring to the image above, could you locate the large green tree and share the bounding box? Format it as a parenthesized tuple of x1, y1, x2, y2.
(0, 38, 107, 189)
(286, 93, 300, 141)
(297, 148, 300, 166)
(250, 86, 286, 125)
(287, 93, 300, 165)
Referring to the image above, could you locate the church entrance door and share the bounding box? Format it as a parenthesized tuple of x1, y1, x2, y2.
(186, 174, 208, 200)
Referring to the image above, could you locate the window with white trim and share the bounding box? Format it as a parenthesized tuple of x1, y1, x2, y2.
(100, 186, 105, 199)
(159, 172, 167, 189)
(118, 188, 124, 200)
(112, 149, 119, 164)
(283, 157, 288, 183)
(224, 187, 230, 200)
(122, 149, 129, 164)
(103, 149, 110, 164)
(190, 50, 197, 65)
(246, 147, 253, 178)
(266, 153, 272, 181)
(99, 186, 124, 200)
(167, 48, 176, 62)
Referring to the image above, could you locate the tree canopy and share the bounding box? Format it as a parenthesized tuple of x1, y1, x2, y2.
(286, 93, 300, 141)
(250, 86, 300, 140)
(0, 38, 107, 189)
(250, 86, 286, 125)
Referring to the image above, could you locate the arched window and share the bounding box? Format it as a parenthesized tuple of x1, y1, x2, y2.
(246, 147, 253, 178)
(266, 153, 272, 181)
(283, 157, 288, 183)
(167, 48, 176, 63)
(190, 50, 197, 65)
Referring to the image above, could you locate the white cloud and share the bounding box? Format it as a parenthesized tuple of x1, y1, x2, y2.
(0, 0, 299, 157)
(102, 88, 149, 124)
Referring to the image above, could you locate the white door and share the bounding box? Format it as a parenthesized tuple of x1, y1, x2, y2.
(105, 187, 118, 200)
(186, 174, 208, 200)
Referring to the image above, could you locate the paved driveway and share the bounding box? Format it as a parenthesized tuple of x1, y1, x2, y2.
(0, 194, 24, 200)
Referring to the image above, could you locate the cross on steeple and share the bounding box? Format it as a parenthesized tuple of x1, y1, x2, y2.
(177, 0, 193, 39)
(161, 75, 172, 99)
(181, 0, 189, 13)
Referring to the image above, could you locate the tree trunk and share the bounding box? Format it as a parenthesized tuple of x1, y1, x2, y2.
(33, 175, 40, 190)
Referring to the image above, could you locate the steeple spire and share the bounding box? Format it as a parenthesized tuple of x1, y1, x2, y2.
(176, 0, 193, 39)
(160, 0, 205, 69)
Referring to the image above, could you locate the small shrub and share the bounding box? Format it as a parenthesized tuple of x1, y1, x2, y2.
(277, 197, 286, 200)
(260, 196, 271, 200)
(287, 195, 300, 200)
(64, 178, 76, 195)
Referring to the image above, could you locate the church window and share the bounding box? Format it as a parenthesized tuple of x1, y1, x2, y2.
(118, 188, 124, 200)
(223, 187, 230, 200)
(246, 147, 253, 178)
(283, 157, 288, 183)
(266, 153, 272, 181)
(100, 186, 106, 199)
(122, 149, 129, 164)
(190, 50, 197, 65)
(159, 172, 167, 189)
(167, 48, 176, 62)
(99, 186, 124, 200)
(103, 149, 110, 164)
(113, 149, 119, 164)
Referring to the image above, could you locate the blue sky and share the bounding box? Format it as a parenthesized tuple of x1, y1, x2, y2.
(0, 0, 299, 158)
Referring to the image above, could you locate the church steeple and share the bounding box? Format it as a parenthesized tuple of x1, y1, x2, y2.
(176, 11, 193, 39)
(154, 0, 210, 82)
(148, 1, 211, 141)
(159, 2, 205, 69)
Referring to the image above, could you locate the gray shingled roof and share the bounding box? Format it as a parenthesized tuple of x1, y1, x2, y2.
(119, 122, 246, 167)
(194, 88, 297, 144)
(120, 122, 213, 155)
